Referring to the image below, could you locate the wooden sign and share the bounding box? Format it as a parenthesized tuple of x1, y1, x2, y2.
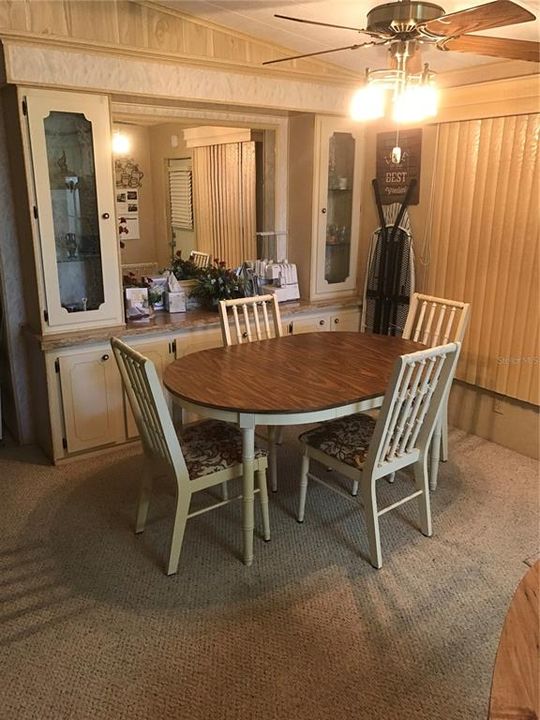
(376, 129, 422, 205)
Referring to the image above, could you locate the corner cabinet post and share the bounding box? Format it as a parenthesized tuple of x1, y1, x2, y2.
(22, 89, 124, 333)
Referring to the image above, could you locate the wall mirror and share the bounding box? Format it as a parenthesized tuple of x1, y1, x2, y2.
(111, 108, 283, 276)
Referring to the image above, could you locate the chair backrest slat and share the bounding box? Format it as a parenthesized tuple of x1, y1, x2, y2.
(219, 294, 283, 347)
(111, 337, 189, 488)
(404, 293, 471, 347)
(253, 302, 262, 340)
(189, 251, 210, 268)
(365, 343, 461, 478)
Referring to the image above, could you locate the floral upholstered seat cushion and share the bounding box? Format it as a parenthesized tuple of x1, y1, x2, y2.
(299, 413, 377, 469)
(179, 420, 267, 479)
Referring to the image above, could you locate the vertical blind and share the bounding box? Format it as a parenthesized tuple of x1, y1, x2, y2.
(424, 113, 539, 405)
(192, 141, 256, 267)
(168, 162, 193, 231)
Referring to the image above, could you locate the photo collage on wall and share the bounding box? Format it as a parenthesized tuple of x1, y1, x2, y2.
(115, 158, 144, 241)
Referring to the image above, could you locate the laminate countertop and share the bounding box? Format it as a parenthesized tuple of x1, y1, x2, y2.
(26, 298, 361, 352)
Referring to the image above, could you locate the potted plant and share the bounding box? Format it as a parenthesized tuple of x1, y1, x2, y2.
(167, 251, 201, 281)
(190, 259, 245, 310)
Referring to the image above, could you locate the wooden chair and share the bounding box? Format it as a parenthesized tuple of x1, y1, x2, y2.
(219, 294, 283, 492)
(189, 251, 210, 268)
(218, 294, 283, 346)
(402, 293, 470, 466)
(297, 342, 461, 569)
(111, 337, 270, 575)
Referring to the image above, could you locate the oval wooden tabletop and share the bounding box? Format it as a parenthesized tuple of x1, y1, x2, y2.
(163, 332, 424, 415)
(488, 561, 539, 720)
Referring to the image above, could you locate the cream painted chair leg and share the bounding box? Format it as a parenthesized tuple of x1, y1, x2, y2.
(297, 453, 310, 523)
(441, 402, 449, 463)
(256, 468, 271, 541)
(360, 478, 382, 569)
(351, 479, 359, 496)
(268, 426, 278, 493)
(430, 418, 442, 492)
(135, 467, 153, 534)
(221, 482, 229, 500)
(166, 494, 191, 576)
(241, 427, 256, 566)
(275, 427, 284, 445)
(414, 458, 432, 537)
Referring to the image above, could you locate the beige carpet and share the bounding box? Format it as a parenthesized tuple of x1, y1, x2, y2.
(0, 429, 538, 719)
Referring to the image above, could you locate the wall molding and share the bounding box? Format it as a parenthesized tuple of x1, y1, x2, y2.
(1, 40, 356, 115)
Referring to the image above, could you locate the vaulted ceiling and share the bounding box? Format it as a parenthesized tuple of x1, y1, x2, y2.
(157, 0, 540, 74)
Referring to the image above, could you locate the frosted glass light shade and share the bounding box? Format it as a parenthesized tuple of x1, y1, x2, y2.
(393, 84, 438, 124)
(350, 84, 386, 122)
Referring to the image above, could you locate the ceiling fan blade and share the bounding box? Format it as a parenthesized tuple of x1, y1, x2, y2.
(262, 41, 380, 66)
(273, 14, 376, 36)
(438, 34, 540, 62)
(418, 0, 535, 38)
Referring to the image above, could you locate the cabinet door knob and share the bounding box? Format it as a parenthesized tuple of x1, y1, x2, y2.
(334, 318, 339, 324)
(102, 212, 110, 219)
(319, 319, 325, 326)
(321, 208, 327, 214)
(101, 354, 110, 361)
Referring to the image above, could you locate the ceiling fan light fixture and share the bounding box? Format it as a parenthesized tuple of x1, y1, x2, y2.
(350, 83, 386, 121)
(392, 81, 438, 123)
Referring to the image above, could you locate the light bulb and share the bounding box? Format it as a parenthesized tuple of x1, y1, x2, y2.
(393, 83, 438, 124)
(391, 146, 402, 164)
(350, 84, 386, 122)
(112, 130, 130, 155)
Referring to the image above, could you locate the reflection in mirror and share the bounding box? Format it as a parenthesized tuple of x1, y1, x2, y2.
(113, 118, 276, 276)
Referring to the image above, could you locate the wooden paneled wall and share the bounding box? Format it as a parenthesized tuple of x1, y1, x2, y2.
(193, 141, 255, 267)
(423, 113, 539, 405)
(0, 0, 355, 81)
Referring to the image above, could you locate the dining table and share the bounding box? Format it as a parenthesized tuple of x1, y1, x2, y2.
(163, 331, 431, 566)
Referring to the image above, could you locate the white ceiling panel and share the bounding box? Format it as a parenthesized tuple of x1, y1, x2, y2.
(156, 0, 540, 73)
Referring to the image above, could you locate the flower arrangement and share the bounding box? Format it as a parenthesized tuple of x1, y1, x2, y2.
(190, 259, 244, 309)
(166, 251, 201, 281)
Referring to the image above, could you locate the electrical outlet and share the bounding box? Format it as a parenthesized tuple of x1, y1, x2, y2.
(493, 397, 505, 415)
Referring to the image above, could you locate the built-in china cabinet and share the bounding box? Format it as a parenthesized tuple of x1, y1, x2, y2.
(20, 88, 124, 333)
(4, 86, 361, 462)
(288, 114, 364, 301)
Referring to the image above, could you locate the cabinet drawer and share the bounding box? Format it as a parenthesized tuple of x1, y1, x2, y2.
(289, 315, 330, 334)
(330, 311, 360, 332)
(175, 328, 223, 357)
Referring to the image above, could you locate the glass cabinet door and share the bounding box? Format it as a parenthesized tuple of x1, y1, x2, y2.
(325, 131, 355, 285)
(316, 118, 363, 298)
(44, 111, 105, 314)
(25, 89, 123, 331)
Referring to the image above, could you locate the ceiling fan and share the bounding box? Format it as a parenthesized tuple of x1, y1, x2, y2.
(262, 0, 539, 67)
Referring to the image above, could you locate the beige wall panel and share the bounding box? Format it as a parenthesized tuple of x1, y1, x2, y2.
(146, 7, 184, 54)
(212, 30, 247, 63)
(27, 0, 69, 36)
(0, 0, 27, 31)
(68, 1, 119, 44)
(449, 382, 539, 460)
(116, 1, 146, 48)
(424, 113, 539, 406)
(182, 20, 210, 57)
(114, 123, 156, 267)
